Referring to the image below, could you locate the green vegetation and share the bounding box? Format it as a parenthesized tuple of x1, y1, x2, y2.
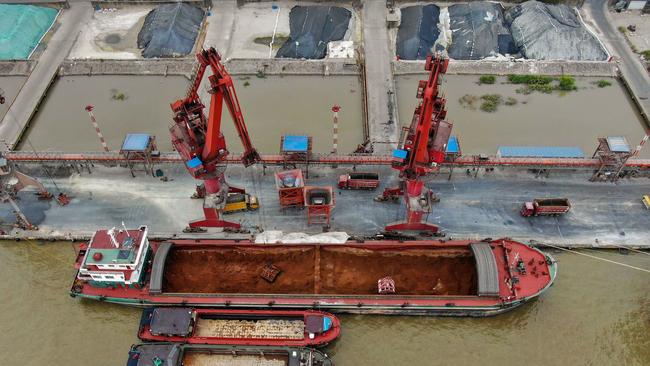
(479, 75, 496, 84)
(243, 81, 250, 87)
(557, 76, 577, 91)
(508, 74, 579, 94)
(617, 26, 627, 34)
(256, 70, 267, 79)
(110, 89, 127, 101)
(596, 79, 612, 88)
(505, 97, 518, 106)
(641, 50, 650, 59)
(507, 74, 553, 85)
(253, 35, 290, 50)
(480, 94, 502, 113)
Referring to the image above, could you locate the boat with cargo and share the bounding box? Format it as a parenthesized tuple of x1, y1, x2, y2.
(138, 308, 340, 347)
(126, 343, 332, 366)
(70, 226, 556, 316)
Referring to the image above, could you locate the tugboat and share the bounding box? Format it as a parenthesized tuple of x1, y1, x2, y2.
(71, 226, 556, 316)
(138, 308, 340, 347)
(126, 343, 332, 366)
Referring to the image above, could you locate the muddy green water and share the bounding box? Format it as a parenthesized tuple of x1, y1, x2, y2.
(0, 76, 26, 122)
(396, 75, 650, 158)
(0, 241, 647, 366)
(20, 75, 364, 154)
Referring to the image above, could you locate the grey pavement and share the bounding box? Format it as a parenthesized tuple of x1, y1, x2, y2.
(4, 163, 650, 247)
(585, 0, 650, 121)
(0, 2, 92, 149)
(362, 0, 399, 154)
(204, 0, 236, 58)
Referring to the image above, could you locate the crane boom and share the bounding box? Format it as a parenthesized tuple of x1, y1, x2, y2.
(170, 47, 260, 230)
(382, 54, 452, 233)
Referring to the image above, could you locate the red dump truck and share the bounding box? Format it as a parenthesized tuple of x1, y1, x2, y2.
(338, 172, 380, 190)
(521, 198, 571, 217)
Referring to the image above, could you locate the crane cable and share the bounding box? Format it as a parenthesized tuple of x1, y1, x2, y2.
(542, 242, 650, 274)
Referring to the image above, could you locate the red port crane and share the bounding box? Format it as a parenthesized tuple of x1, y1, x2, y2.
(170, 47, 260, 229)
(380, 54, 452, 233)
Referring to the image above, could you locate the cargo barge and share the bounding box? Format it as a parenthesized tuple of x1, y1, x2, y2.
(127, 343, 332, 366)
(138, 308, 340, 347)
(70, 226, 556, 316)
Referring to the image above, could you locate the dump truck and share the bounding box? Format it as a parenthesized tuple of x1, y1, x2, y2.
(338, 172, 380, 190)
(224, 193, 259, 214)
(520, 198, 571, 217)
(643, 195, 650, 210)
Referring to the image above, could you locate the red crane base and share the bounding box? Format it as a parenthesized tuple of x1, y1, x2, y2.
(385, 221, 439, 233)
(189, 207, 241, 229)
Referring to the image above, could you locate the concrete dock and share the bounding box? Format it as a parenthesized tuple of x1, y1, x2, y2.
(4, 163, 649, 248)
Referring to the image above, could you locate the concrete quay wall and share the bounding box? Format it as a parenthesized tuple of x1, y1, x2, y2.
(0, 61, 36, 76)
(394, 60, 618, 76)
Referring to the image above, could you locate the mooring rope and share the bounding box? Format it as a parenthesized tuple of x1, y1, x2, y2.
(542, 242, 650, 274)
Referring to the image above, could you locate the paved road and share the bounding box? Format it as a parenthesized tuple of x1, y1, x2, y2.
(204, 0, 236, 58)
(362, 0, 398, 154)
(6, 164, 649, 247)
(0, 2, 91, 149)
(586, 0, 650, 122)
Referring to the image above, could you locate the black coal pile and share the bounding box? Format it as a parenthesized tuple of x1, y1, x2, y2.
(448, 2, 515, 60)
(505, 0, 607, 60)
(276, 6, 351, 59)
(396, 5, 440, 60)
(137, 3, 204, 58)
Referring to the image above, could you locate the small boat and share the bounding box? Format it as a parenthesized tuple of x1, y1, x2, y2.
(70, 225, 556, 316)
(126, 343, 333, 366)
(138, 308, 340, 347)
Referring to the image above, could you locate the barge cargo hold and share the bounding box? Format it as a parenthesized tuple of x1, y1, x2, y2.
(70, 226, 556, 316)
(126, 343, 332, 366)
(138, 308, 340, 347)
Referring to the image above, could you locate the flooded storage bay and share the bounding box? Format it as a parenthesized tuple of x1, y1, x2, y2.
(1, 241, 647, 366)
(19, 74, 364, 154)
(396, 75, 650, 158)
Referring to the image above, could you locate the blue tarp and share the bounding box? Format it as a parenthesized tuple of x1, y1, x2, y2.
(497, 146, 585, 158)
(282, 135, 309, 152)
(0, 4, 57, 60)
(121, 133, 152, 151)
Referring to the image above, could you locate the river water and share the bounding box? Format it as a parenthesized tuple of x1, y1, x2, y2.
(20, 74, 364, 154)
(0, 241, 647, 366)
(396, 75, 650, 158)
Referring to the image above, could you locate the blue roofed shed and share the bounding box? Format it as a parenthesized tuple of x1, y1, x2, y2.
(282, 135, 310, 152)
(497, 146, 585, 158)
(121, 133, 153, 151)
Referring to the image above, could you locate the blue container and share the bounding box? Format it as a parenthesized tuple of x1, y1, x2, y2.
(497, 146, 585, 158)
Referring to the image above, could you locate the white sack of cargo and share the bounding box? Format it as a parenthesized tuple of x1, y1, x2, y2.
(256, 231, 349, 244)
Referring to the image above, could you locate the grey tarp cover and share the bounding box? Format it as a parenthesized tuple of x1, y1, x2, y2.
(448, 2, 515, 60)
(470, 243, 500, 297)
(396, 5, 440, 60)
(150, 308, 193, 336)
(505, 0, 607, 60)
(137, 3, 204, 58)
(276, 6, 351, 59)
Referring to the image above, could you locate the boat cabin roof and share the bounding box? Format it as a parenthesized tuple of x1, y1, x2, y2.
(86, 227, 147, 266)
(150, 308, 193, 336)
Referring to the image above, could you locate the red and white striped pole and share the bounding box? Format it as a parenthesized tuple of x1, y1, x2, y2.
(632, 131, 649, 157)
(331, 105, 341, 155)
(85, 105, 110, 152)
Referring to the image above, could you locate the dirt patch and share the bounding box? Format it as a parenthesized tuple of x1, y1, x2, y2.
(162, 246, 476, 296)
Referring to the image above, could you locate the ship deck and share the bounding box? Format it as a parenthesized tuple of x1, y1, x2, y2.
(161, 245, 477, 296)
